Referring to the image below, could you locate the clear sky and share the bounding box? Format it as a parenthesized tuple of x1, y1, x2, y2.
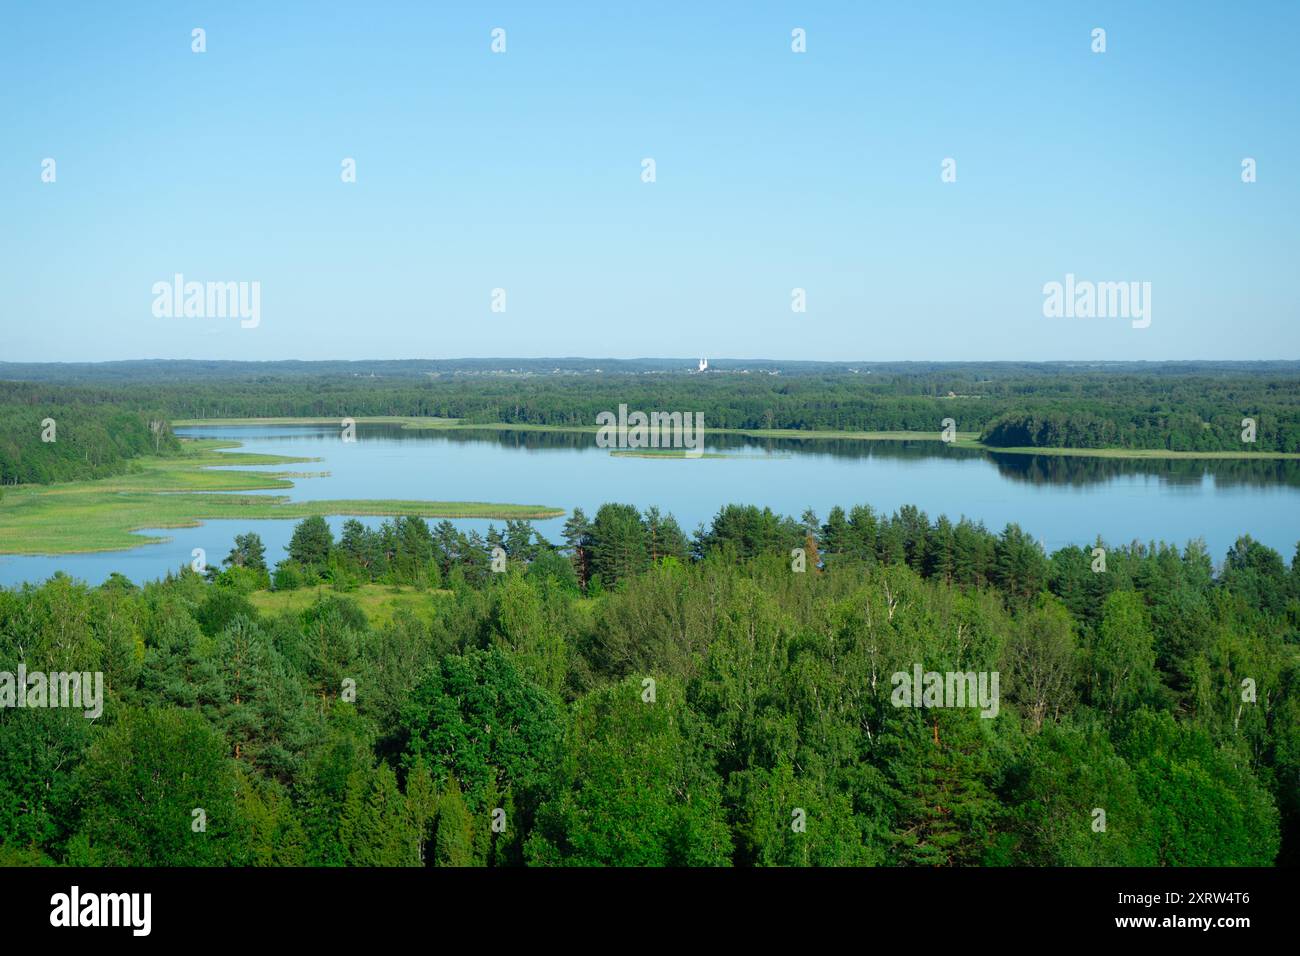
(2, 0, 1297, 362)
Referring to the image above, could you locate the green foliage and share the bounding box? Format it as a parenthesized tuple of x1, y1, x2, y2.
(225, 532, 268, 573)
(0, 493, 1295, 868)
(0, 708, 93, 853)
(432, 776, 475, 867)
(72, 707, 244, 865)
(288, 515, 333, 572)
(400, 647, 562, 815)
(272, 560, 305, 591)
(589, 503, 651, 587)
(527, 678, 733, 866)
(194, 587, 259, 638)
(998, 720, 1155, 865)
(1089, 591, 1159, 719)
(238, 772, 308, 866)
(0, 382, 180, 485)
(694, 504, 804, 562)
(1117, 710, 1281, 865)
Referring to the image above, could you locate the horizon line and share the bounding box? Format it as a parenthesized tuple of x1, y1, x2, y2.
(5, 357, 1300, 368)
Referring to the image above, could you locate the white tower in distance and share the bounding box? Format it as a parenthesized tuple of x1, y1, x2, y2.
(697, 358, 708, 372)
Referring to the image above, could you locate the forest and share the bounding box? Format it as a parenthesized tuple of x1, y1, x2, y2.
(0, 382, 179, 486)
(1, 500, 1296, 867)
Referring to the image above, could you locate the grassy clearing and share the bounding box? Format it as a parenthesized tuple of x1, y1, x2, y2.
(247, 582, 448, 626)
(247, 582, 602, 627)
(0, 438, 564, 555)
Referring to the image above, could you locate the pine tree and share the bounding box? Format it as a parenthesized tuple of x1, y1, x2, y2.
(224, 532, 267, 572)
(925, 514, 957, 583)
(288, 515, 334, 573)
(350, 763, 420, 866)
(993, 522, 1048, 605)
(846, 505, 879, 562)
(589, 503, 649, 586)
(404, 758, 439, 865)
(820, 506, 848, 561)
(644, 507, 689, 564)
(562, 508, 592, 589)
(434, 777, 475, 867)
(504, 519, 535, 562)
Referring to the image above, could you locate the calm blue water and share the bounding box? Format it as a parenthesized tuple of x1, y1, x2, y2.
(2, 423, 1298, 586)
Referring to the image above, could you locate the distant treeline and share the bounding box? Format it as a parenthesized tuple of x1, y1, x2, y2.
(8, 362, 1300, 454)
(0, 383, 180, 486)
(980, 405, 1300, 452)
(6, 358, 1300, 382)
(2, 499, 1297, 867)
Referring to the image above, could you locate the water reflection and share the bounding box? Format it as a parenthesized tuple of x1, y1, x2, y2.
(403, 425, 1300, 490)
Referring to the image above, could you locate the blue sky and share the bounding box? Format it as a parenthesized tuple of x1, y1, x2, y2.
(2, 1, 1297, 362)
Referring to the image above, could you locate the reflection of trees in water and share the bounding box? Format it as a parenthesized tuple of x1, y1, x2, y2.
(398, 427, 593, 452)
(422, 429, 989, 461)
(986, 453, 1300, 489)
(359, 424, 1300, 489)
(706, 434, 988, 461)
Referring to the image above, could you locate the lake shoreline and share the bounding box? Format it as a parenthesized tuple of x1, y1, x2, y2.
(174, 417, 1300, 461)
(5, 422, 1299, 581)
(0, 437, 564, 556)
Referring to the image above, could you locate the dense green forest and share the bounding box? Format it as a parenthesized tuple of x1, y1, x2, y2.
(106, 366, 1300, 452)
(2, 501, 1296, 866)
(0, 382, 179, 486)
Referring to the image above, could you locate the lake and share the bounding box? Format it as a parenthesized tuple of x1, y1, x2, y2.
(3, 423, 1299, 586)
